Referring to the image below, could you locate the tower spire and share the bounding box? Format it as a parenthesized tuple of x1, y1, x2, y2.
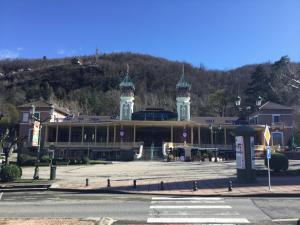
(127, 63, 129, 75)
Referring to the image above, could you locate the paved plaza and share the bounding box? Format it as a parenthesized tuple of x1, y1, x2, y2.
(19, 160, 300, 196)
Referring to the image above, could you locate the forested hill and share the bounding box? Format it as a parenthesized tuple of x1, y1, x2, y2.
(0, 52, 299, 119)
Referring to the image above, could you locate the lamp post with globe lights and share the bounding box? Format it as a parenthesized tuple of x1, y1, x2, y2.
(31, 104, 54, 180)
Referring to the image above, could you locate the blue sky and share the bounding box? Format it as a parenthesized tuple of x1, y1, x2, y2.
(0, 0, 300, 70)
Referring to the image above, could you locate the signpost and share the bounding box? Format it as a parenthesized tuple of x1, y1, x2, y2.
(264, 125, 271, 190)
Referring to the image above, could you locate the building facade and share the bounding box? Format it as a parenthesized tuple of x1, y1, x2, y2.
(17, 71, 295, 161)
(249, 101, 294, 148)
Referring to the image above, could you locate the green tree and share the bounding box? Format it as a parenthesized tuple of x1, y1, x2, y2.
(208, 89, 230, 116)
(245, 65, 271, 106)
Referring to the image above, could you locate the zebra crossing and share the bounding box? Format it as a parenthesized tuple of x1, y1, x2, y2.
(147, 197, 250, 224)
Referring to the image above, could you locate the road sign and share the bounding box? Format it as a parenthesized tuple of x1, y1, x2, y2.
(264, 125, 271, 145)
(266, 146, 271, 159)
(266, 145, 272, 191)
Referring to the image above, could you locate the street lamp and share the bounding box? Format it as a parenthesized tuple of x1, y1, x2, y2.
(235, 96, 262, 124)
(31, 104, 53, 180)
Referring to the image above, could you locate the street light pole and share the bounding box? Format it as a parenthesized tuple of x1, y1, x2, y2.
(33, 123, 42, 180)
(31, 104, 54, 180)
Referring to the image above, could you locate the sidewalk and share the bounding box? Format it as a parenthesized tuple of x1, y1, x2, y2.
(50, 175, 300, 197)
(17, 160, 300, 196)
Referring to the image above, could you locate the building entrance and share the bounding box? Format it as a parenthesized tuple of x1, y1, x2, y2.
(136, 127, 171, 160)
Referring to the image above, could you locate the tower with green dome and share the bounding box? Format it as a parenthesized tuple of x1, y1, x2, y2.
(119, 65, 135, 120)
(176, 66, 191, 121)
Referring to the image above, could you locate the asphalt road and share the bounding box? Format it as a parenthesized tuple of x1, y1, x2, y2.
(0, 191, 299, 224)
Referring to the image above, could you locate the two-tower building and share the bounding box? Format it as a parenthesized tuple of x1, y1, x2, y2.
(16, 67, 294, 161)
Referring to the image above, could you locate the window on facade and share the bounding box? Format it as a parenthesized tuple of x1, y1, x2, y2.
(47, 127, 57, 142)
(96, 127, 107, 143)
(272, 115, 280, 123)
(22, 112, 29, 122)
(272, 132, 283, 146)
(71, 127, 82, 142)
(83, 127, 95, 142)
(57, 127, 69, 142)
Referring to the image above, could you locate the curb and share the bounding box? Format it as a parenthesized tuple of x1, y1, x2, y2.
(48, 186, 300, 198)
(0, 184, 51, 192)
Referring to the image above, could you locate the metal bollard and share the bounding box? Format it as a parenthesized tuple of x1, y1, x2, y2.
(50, 165, 56, 180)
(86, 178, 89, 187)
(133, 179, 137, 189)
(107, 178, 111, 188)
(160, 181, 164, 190)
(193, 181, 198, 191)
(228, 180, 232, 192)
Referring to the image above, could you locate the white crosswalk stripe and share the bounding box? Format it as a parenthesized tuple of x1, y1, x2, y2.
(147, 196, 250, 224)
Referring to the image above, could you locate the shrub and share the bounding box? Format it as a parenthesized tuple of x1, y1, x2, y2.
(82, 156, 90, 164)
(265, 153, 289, 172)
(201, 153, 208, 161)
(0, 165, 22, 182)
(18, 154, 36, 166)
(69, 159, 78, 165)
(41, 155, 51, 164)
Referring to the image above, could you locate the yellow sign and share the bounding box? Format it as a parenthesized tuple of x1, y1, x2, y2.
(264, 125, 271, 145)
(32, 121, 40, 147)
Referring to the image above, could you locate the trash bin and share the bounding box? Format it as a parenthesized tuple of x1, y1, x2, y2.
(50, 165, 56, 180)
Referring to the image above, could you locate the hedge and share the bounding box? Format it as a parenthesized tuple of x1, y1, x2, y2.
(265, 153, 289, 172)
(0, 165, 22, 182)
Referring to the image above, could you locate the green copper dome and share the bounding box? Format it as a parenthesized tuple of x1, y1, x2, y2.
(176, 73, 191, 89)
(119, 73, 135, 90)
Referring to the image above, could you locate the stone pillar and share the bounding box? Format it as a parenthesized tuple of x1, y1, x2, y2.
(55, 124, 58, 144)
(81, 126, 84, 144)
(233, 126, 256, 181)
(113, 125, 116, 143)
(198, 126, 201, 146)
(133, 125, 136, 142)
(106, 126, 109, 144)
(191, 126, 193, 144)
(224, 127, 227, 145)
(68, 125, 71, 145)
(94, 126, 97, 144)
(171, 125, 174, 143)
(210, 128, 213, 144)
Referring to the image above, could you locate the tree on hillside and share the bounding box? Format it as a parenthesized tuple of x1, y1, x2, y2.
(208, 89, 231, 117)
(270, 56, 300, 105)
(245, 65, 271, 105)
